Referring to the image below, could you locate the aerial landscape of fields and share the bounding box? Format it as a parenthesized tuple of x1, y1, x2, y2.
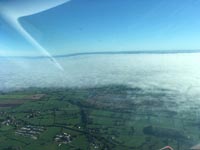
(0, 85, 200, 150)
(1, 0, 200, 150)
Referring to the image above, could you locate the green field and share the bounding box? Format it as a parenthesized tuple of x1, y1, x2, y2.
(0, 85, 199, 150)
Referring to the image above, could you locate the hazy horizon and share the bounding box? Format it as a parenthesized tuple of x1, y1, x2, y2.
(1, 53, 200, 92)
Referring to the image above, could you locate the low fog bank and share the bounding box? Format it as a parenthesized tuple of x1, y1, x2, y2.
(1, 54, 200, 94)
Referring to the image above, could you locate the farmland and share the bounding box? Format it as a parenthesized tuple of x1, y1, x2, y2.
(0, 85, 199, 150)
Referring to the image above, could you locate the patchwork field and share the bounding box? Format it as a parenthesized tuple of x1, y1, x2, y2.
(0, 85, 199, 150)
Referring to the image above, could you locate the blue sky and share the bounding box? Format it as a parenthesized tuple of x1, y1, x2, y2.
(1, 0, 200, 56)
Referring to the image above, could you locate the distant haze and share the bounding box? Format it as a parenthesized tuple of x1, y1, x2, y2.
(1, 53, 200, 95)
